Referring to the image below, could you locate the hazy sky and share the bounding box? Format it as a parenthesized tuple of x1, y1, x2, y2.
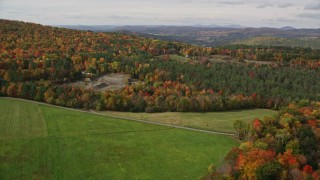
(1, 0, 320, 28)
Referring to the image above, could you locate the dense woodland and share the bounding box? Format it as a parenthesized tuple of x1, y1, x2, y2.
(0, 19, 319, 113)
(206, 101, 320, 180)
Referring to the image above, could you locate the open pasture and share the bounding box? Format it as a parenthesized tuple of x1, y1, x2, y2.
(0, 98, 239, 179)
(102, 109, 277, 134)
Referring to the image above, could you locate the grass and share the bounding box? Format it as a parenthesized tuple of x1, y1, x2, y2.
(158, 54, 192, 63)
(101, 109, 277, 134)
(0, 98, 239, 179)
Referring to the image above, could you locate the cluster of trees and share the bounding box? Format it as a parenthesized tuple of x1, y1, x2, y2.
(0, 81, 98, 108)
(206, 101, 320, 179)
(0, 79, 266, 112)
(102, 80, 264, 112)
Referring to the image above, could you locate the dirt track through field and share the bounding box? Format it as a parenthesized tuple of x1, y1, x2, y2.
(1, 97, 236, 137)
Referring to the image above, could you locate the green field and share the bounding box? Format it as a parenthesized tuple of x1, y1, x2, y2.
(0, 98, 239, 179)
(158, 54, 192, 63)
(102, 109, 277, 134)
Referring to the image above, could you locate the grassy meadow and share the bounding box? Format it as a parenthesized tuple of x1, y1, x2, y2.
(101, 109, 277, 134)
(0, 98, 239, 179)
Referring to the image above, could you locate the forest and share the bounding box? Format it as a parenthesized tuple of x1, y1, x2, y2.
(0, 19, 319, 113)
(206, 101, 320, 179)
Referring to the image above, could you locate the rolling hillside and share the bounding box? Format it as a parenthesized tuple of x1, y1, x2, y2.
(1, 19, 320, 113)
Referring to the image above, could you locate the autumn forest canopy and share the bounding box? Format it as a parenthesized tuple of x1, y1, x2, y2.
(0, 19, 319, 113)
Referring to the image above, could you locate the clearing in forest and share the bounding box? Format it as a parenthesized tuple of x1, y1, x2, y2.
(68, 73, 135, 92)
(102, 109, 277, 134)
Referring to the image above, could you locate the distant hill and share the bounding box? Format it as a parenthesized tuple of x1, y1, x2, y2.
(55, 25, 117, 32)
(111, 26, 320, 49)
(281, 26, 296, 30)
(111, 26, 320, 48)
(57, 25, 320, 48)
